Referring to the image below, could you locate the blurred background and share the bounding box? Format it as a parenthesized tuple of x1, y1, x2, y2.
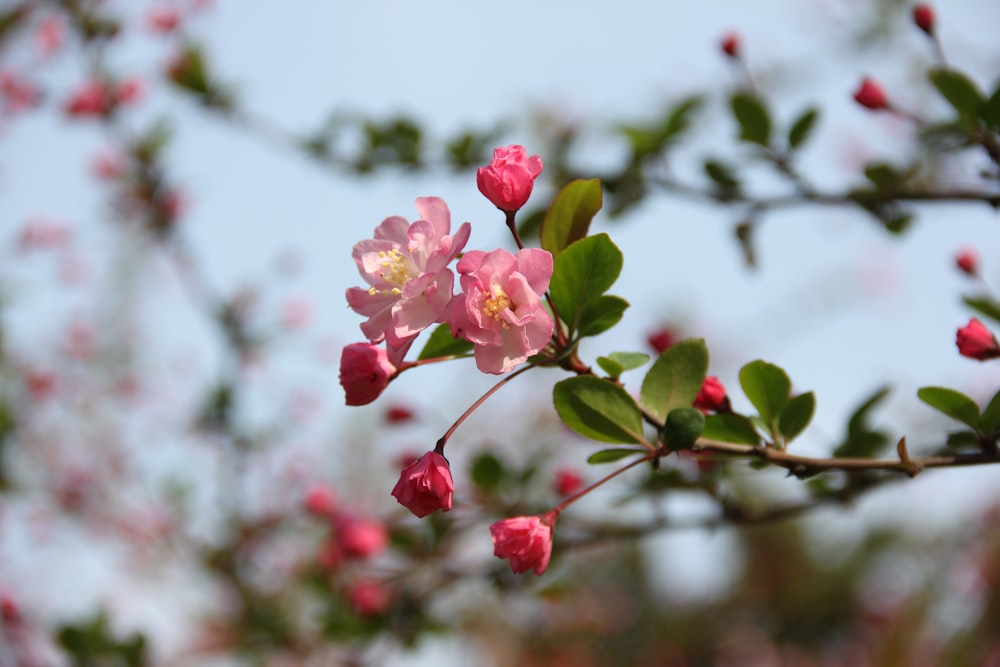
(2, 0, 1000, 665)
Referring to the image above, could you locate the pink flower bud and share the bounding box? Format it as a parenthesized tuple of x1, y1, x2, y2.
(693, 376, 729, 413)
(65, 78, 114, 117)
(336, 515, 388, 560)
(720, 32, 740, 58)
(303, 484, 337, 518)
(476, 145, 543, 213)
(489, 512, 556, 575)
(385, 404, 415, 424)
(347, 580, 389, 616)
(853, 78, 888, 111)
(554, 469, 584, 497)
(646, 326, 678, 355)
(339, 343, 396, 406)
(391, 451, 454, 518)
(36, 15, 64, 57)
(956, 318, 1000, 361)
(912, 4, 935, 35)
(955, 249, 978, 276)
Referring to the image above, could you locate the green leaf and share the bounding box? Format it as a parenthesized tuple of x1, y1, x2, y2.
(578, 294, 629, 337)
(739, 360, 791, 428)
(730, 92, 772, 146)
(947, 430, 981, 449)
(833, 386, 891, 458)
(596, 356, 623, 378)
(549, 233, 623, 337)
(963, 296, 1000, 326)
(418, 323, 473, 360)
(553, 376, 645, 444)
(703, 413, 761, 446)
(587, 448, 646, 464)
(607, 352, 649, 373)
(661, 407, 705, 451)
(917, 386, 981, 430)
(469, 452, 505, 490)
(540, 179, 603, 258)
(788, 107, 819, 149)
(704, 159, 741, 192)
(985, 84, 1000, 130)
(640, 338, 709, 422)
(929, 68, 985, 126)
(778, 391, 816, 443)
(980, 387, 1000, 435)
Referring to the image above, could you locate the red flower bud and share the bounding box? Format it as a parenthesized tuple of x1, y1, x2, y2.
(956, 318, 1000, 361)
(346, 580, 389, 616)
(912, 4, 935, 35)
(490, 512, 556, 575)
(391, 451, 454, 518)
(853, 78, 888, 111)
(720, 32, 740, 58)
(553, 468, 584, 497)
(385, 404, 415, 424)
(646, 326, 678, 355)
(339, 343, 396, 406)
(335, 514, 388, 560)
(303, 484, 337, 518)
(693, 376, 729, 413)
(955, 249, 978, 276)
(476, 145, 543, 213)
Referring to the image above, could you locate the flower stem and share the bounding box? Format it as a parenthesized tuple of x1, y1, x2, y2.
(504, 210, 525, 250)
(434, 363, 536, 454)
(552, 452, 657, 516)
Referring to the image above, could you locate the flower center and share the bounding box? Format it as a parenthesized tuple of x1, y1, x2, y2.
(482, 286, 511, 322)
(367, 248, 412, 296)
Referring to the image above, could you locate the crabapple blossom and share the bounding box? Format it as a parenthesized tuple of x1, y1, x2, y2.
(476, 145, 543, 213)
(346, 197, 470, 348)
(391, 451, 454, 518)
(449, 248, 554, 374)
(956, 318, 1000, 361)
(490, 512, 556, 575)
(339, 343, 396, 406)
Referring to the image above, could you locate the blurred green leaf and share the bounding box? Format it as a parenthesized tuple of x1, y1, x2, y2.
(553, 376, 645, 444)
(598, 352, 649, 378)
(980, 387, 1000, 435)
(549, 233, 623, 337)
(418, 323, 473, 360)
(984, 83, 1000, 130)
(739, 360, 791, 429)
(962, 296, 1000, 326)
(540, 179, 603, 258)
(703, 413, 761, 446)
(704, 159, 741, 193)
(731, 93, 772, 146)
(587, 448, 646, 464)
(788, 107, 819, 149)
(929, 67, 985, 127)
(661, 407, 705, 451)
(779, 392, 816, 443)
(917, 386, 980, 430)
(470, 452, 505, 490)
(640, 338, 709, 422)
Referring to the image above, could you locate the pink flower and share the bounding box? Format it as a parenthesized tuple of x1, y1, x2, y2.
(853, 78, 888, 111)
(476, 145, 543, 213)
(148, 5, 181, 33)
(36, 15, 65, 57)
(554, 469, 584, 497)
(956, 249, 978, 276)
(913, 4, 935, 35)
(339, 343, 397, 406)
(0, 69, 40, 114)
(347, 580, 389, 616)
(336, 514, 388, 560)
(693, 376, 729, 413)
(449, 248, 554, 374)
(391, 451, 454, 518)
(490, 513, 556, 575)
(956, 318, 1000, 361)
(115, 76, 144, 106)
(346, 197, 470, 348)
(92, 150, 125, 180)
(304, 484, 337, 518)
(719, 32, 740, 58)
(65, 78, 114, 117)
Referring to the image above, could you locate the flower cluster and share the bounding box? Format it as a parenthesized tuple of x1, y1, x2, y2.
(340, 147, 548, 405)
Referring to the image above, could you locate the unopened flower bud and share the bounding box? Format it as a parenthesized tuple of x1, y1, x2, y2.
(853, 78, 888, 111)
(339, 343, 396, 406)
(956, 318, 1000, 361)
(955, 249, 978, 276)
(720, 32, 740, 58)
(912, 4, 935, 35)
(391, 451, 454, 518)
(476, 145, 543, 213)
(693, 376, 729, 413)
(490, 512, 556, 575)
